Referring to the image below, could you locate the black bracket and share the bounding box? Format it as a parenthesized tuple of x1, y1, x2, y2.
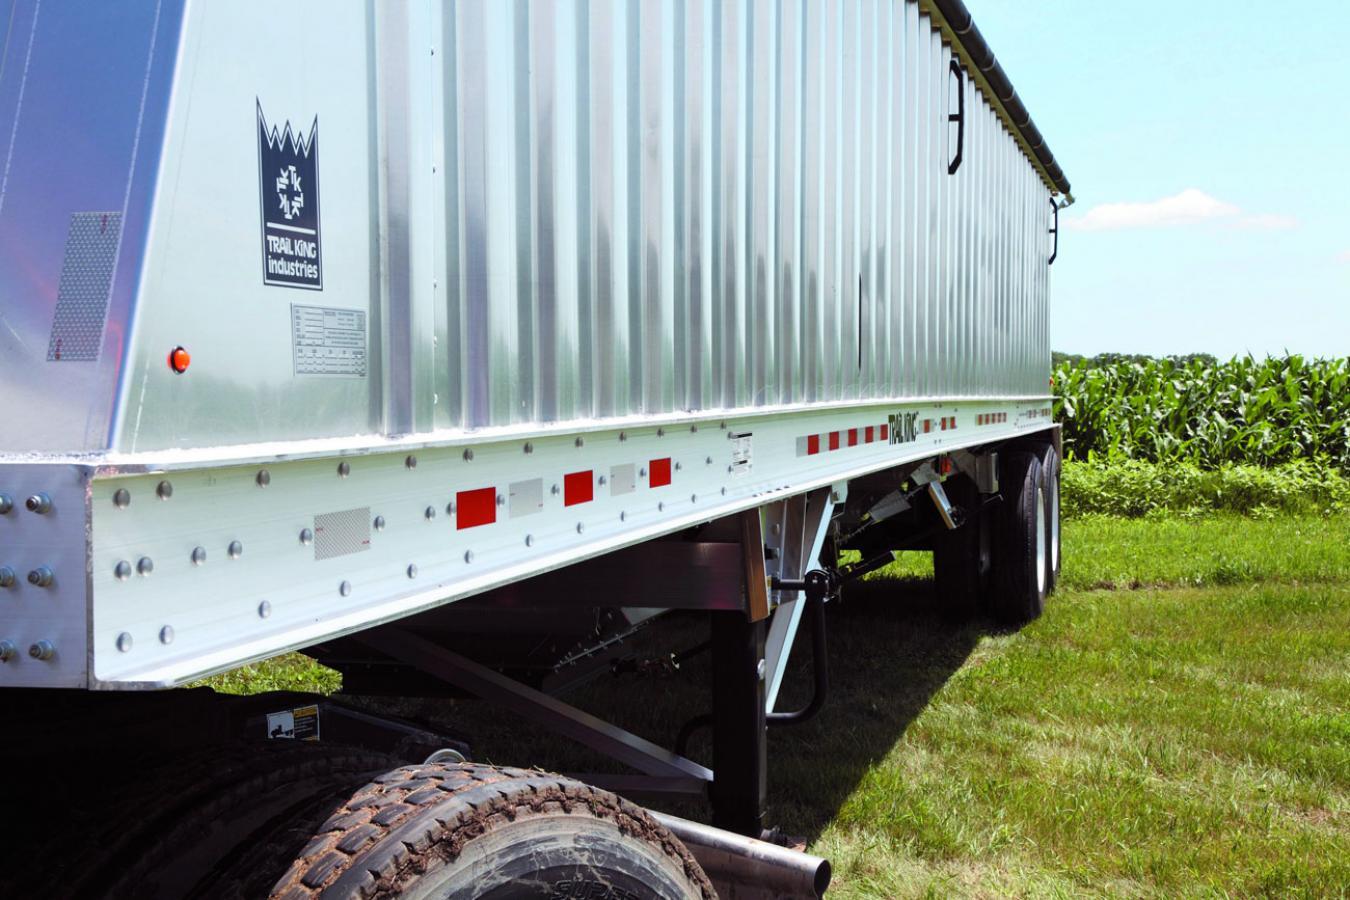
(948, 59, 965, 175)
(1048, 197, 1059, 265)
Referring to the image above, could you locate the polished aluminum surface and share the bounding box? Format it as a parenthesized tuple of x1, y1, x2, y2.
(0, 0, 1058, 457)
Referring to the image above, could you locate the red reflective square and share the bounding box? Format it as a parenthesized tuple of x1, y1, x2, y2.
(880, 423, 889, 441)
(649, 458, 672, 488)
(564, 470, 594, 506)
(828, 432, 840, 451)
(807, 434, 820, 455)
(848, 428, 858, 447)
(456, 487, 497, 529)
(865, 426, 875, 443)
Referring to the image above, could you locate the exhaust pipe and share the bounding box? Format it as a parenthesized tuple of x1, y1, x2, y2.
(652, 812, 831, 899)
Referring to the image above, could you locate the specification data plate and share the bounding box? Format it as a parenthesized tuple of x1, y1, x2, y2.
(291, 304, 367, 376)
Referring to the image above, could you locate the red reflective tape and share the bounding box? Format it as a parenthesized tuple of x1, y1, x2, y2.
(828, 432, 840, 451)
(865, 425, 875, 443)
(456, 487, 497, 529)
(940, 418, 947, 431)
(880, 423, 889, 441)
(848, 428, 859, 447)
(649, 457, 672, 488)
(923, 419, 931, 434)
(564, 470, 594, 506)
(807, 434, 820, 455)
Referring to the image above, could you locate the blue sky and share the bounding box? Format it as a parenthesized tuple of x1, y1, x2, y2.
(971, 0, 1349, 360)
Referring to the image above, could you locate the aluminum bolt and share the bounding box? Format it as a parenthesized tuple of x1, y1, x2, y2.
(115, 633, 132, 653)
(228, 540, 243, 559)
(657, 428, 665, 437)
(597, 475, 608, 486)
(406, 564, 418, 579)
(339, 580, 352, 597)
(550, 484, 560, 495)
(337, 461, 350, 477)
(574, 437, 584, 448)
(405, 454, 418, 469)
(496, 494, 506, 506)
(462, 448, 474, 461)
(690, 424, 698, 433)
(524, 534, 534, 547)
(27, 566, 53, 587)
(256, 469, 271, 487)
(658, 502, 665, 512)
(114, 560, 132, 581)
(691, 494, 697, 503)
(464, 550, 474, 564)
(137, 557, 154, 576)
(26, 493, 52, 514)
(29, 640, 55, 660)
(523, 442, 534, 454)
(0, 494, 11, 514)
(299, 528, 314, 545)
(159, 625, 174, 645)
(0, 641, 15, 662)
(0, 567, 14, 588)
(576, 522, 585, 534)
(675, 462, 682, 471)
(258, 600, 272, 619)
(113, 488, 131, 508)
(373, 515, 386, 531)
(619, 512, 627, 522)
(446, 501, 455, 515)
(424, 506, 437, 521)
(619, 432, 628, 442)
(706, 456, 713, 465)
(191, 546, 207, 565)
(157, 480, 173, 499)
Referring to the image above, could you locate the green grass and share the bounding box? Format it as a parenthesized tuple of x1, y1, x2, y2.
(203, 513, 1350, 897)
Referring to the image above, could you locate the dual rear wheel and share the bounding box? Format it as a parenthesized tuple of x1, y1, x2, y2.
(933, 441, 1061, 626)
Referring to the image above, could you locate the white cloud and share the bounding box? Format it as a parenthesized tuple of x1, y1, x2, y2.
(1065, 188, 1296, 233)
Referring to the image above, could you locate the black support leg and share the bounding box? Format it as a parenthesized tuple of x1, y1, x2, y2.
(709, 610, 768, 836)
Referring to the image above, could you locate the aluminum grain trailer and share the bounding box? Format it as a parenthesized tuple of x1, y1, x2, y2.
(0, 0, 1070, 895)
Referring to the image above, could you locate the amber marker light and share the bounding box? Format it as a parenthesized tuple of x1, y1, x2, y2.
(168, 346, 191, 374)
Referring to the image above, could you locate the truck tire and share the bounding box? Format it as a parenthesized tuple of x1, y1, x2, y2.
(269, 762, 715, 900)
(989, 451, 1047, 625)
(1037, 443, 1062, 594)
(932, 475, 987, 620)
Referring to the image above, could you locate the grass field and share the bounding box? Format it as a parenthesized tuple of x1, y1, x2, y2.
(207, 513, 1350, 897)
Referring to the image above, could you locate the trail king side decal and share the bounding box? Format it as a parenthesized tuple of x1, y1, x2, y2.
(257, 101, 322, 289)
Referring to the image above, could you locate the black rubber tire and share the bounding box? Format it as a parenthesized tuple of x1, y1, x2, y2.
(932, 475, 987, 620)
(1037, 443, 1062, 595)
(269, 762, 715, 900)
(989, 451, 1047, 626)
(15, 741, 401, 900)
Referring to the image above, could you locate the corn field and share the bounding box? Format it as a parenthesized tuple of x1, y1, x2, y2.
(1052, 355, 1350, 472)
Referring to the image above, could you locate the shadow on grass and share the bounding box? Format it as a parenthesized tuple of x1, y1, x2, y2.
(364, 573, 985, 843)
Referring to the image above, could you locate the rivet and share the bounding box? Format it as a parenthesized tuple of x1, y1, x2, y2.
(721, 487, 728, 496)
(157, 480, 173, 499)
(0, 567, 14, 588)
(575, 437, 585, 448)
(658, 502, 665, 512)
(27, 566, 53, 587)
(691, 494, 697, 503)
(299, 529, 313, 546)
(339, 580, 352, 597)
(657, 428, 665, 437)
(619, 511, 627, 522)
(463, 448, 474, 461)
(728, 465, 735, 473)
(639, 467, 648, 477)
(425, 506, 437, 521)
(228, 540, 243, 559)
(373, 515, 386, 531)
(706, 456, 713, 465)
(115, 633, 132, 654)
(30, 640, 55, 660)
(0, 641, 15, 661)
(598, 475, 608, 486)
(524, 534, 534, 547)
(114, 560, 132, 581)
(191, 546, 207, 565)
(576, 522, 585, 534)
(258, 600, 272, 619)
(675, 462, 683, 471)
(720, 421, 728, 430)
(113, 488, 131, 508)
(690, 424, 698, 433)
(497, 494, 506, 506)
(523, 442, 534, 454)
(256, 469, 271, 487)
(446, 501, 455, 515)
(137, 557, 154, 576)
(550, 484, 560, 495)
(407, 564, 418, 579)
(619, 432, 628, 442)
(0, 494, 11, 514)
(405, 454, 418, 469)
(464, 550, 474, 564)
(338, 461, 350, 477)
(159, 625, 174, 645)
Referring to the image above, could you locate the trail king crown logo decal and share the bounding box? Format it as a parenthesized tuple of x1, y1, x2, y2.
(257, 101, 322, 289)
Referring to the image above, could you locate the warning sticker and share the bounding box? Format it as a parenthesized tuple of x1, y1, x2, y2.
(258, 101, 322, 289)
(292, 304, 367, 376)
(267, 704, 320, 741)
(730, 432, 753, 477)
